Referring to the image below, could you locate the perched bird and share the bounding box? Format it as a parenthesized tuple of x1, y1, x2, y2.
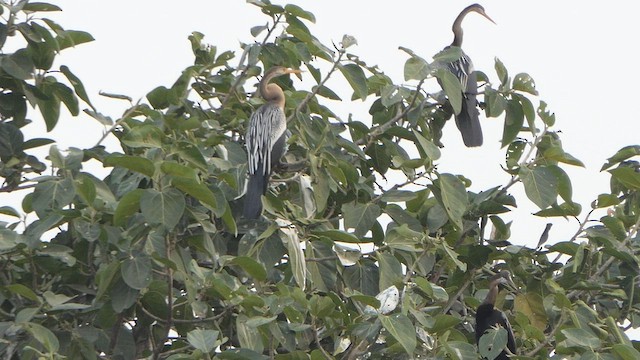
(443, 4, 495, 147)
(243, 66, 301, 220)
(475, 270, 517, 359)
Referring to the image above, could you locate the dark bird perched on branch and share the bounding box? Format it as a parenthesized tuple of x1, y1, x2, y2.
(475, 270, 517, 359)
(443, 3, 495, 147)
(243, 66, 301, 220)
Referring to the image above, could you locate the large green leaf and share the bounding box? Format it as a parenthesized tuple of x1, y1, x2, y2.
(609, 167, 640, 190)
(187, 329, 219, 353)
(501, 99, 524, 148)
(379, 314, 417, 355)
(139, 188, 186, 230)
(172, 177, 225, 217)
(338, 63, 368, 100)
(519, 166, 558, 209)
(561, 328, 602, 349)
(343, 202, 381, 238)
(24, 322, 59, 354)
(122, 125, 165, 148)
(121, 254, 152, 290)
(437, 173, 468, 231)
(478, 327, 508, 360)
(104, 155, 155, 177)
(436, 68, 462, 115)
(404, 56, 430, 81)
(113, 189, 144, 226)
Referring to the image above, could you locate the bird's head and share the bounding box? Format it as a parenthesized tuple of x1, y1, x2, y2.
(491, 270, 518, 293)
(466, 4, 496, 25)
(265, 66, 303, 79)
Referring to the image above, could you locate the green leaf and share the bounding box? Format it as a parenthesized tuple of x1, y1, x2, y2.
(0, 49, 34, 80)
(140, 188, 186, 230)
(284, 4, 315, 22)
(379, 314, 417, 355)
(612, 344, 640, 360)
(104, 155, 155, 177)
(561, 328, 602, 349)
(23, 3, 62, 12)
(114, 189, 144, 226)
(31, 177, 75, 216)
(172, 178, 225, 217)
(60, 65, 94, 111)
(404, 56, 431, 81)
(519, 166, 558, 209)
(414, 130, 441, 161)
(513, 72, 538, 95)
(122, 125, 165, 148)
(314, 85, 341, 100)
(438, 173, 468, 231)
(343, 202, 381, 238)
(537, 101, 556, 126)
(514, 293, 548, 331)
(484, 87, 506, 118)
(501, 99, 524, 148)
(24, 322, 59, 353)
(478, 327, 508, 360)
(6, 284, 40, 302)
(121, 255, 152, 290)
(230, 256, 267, 281)
(601, 145, 640, 171)
(436, 68, 463, 115)
(609, 167, 640, 190)
(56, 30, 94, 50)
(338, 63, 368, 100)
(433, 46, 463, 63)
(495, 57, 508, 86)
(187, 329, 219, 353)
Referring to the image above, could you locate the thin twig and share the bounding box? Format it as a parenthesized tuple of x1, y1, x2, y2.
(94, 99, 142, 148)
(287, 48, 346, 123)
(358, 79, 425, 147)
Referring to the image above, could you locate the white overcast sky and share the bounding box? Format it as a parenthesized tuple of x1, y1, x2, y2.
(16, 0, 639, 247)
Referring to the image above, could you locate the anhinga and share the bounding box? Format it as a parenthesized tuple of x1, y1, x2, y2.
(243, 66, 301, 220)
(475, 270, 517, 359)
(444, 4, 495, 147)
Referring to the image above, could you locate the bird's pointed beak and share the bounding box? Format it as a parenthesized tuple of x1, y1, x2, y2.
(481, 11, 497, 25)
(285, 68, 303, 80)
(503, 274, 519, 294)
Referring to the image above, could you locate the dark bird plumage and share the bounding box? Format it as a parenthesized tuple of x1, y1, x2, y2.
(475, 270, 517, 359)
(243, 66, 300, 220)
(444, 4, 495, 147)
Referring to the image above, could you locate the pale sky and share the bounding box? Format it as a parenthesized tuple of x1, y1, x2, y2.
(7, 0, 640, 341)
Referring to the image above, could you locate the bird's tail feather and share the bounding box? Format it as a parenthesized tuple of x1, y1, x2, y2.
(243, 173, 267, 220)
(456, 95, 483, 147)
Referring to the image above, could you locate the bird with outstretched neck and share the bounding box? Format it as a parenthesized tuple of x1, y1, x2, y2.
(443, 4, 495, 147)
(243, 66, 301, 220)
(475, 270, 517, 359)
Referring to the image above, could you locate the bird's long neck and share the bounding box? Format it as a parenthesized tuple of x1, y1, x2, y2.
(261, 83, 285, 109)
(451, 9, 470, 46)
(483, 279, 500, 306)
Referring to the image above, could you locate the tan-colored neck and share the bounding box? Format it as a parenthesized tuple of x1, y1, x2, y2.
(483, 278, 500, 305)
(261, 83, 285, 108)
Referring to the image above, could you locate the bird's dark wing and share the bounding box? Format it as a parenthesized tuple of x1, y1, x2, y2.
(476, 305, 516, 359)
(447, 51, 483, 147)
(246, 103, 287, 177)
(447, 52, 473, 95)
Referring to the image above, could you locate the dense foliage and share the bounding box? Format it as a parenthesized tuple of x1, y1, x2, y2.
(0, 1, 639, 359)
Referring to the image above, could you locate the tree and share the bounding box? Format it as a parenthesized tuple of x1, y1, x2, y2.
(0, 1, 639, 359)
